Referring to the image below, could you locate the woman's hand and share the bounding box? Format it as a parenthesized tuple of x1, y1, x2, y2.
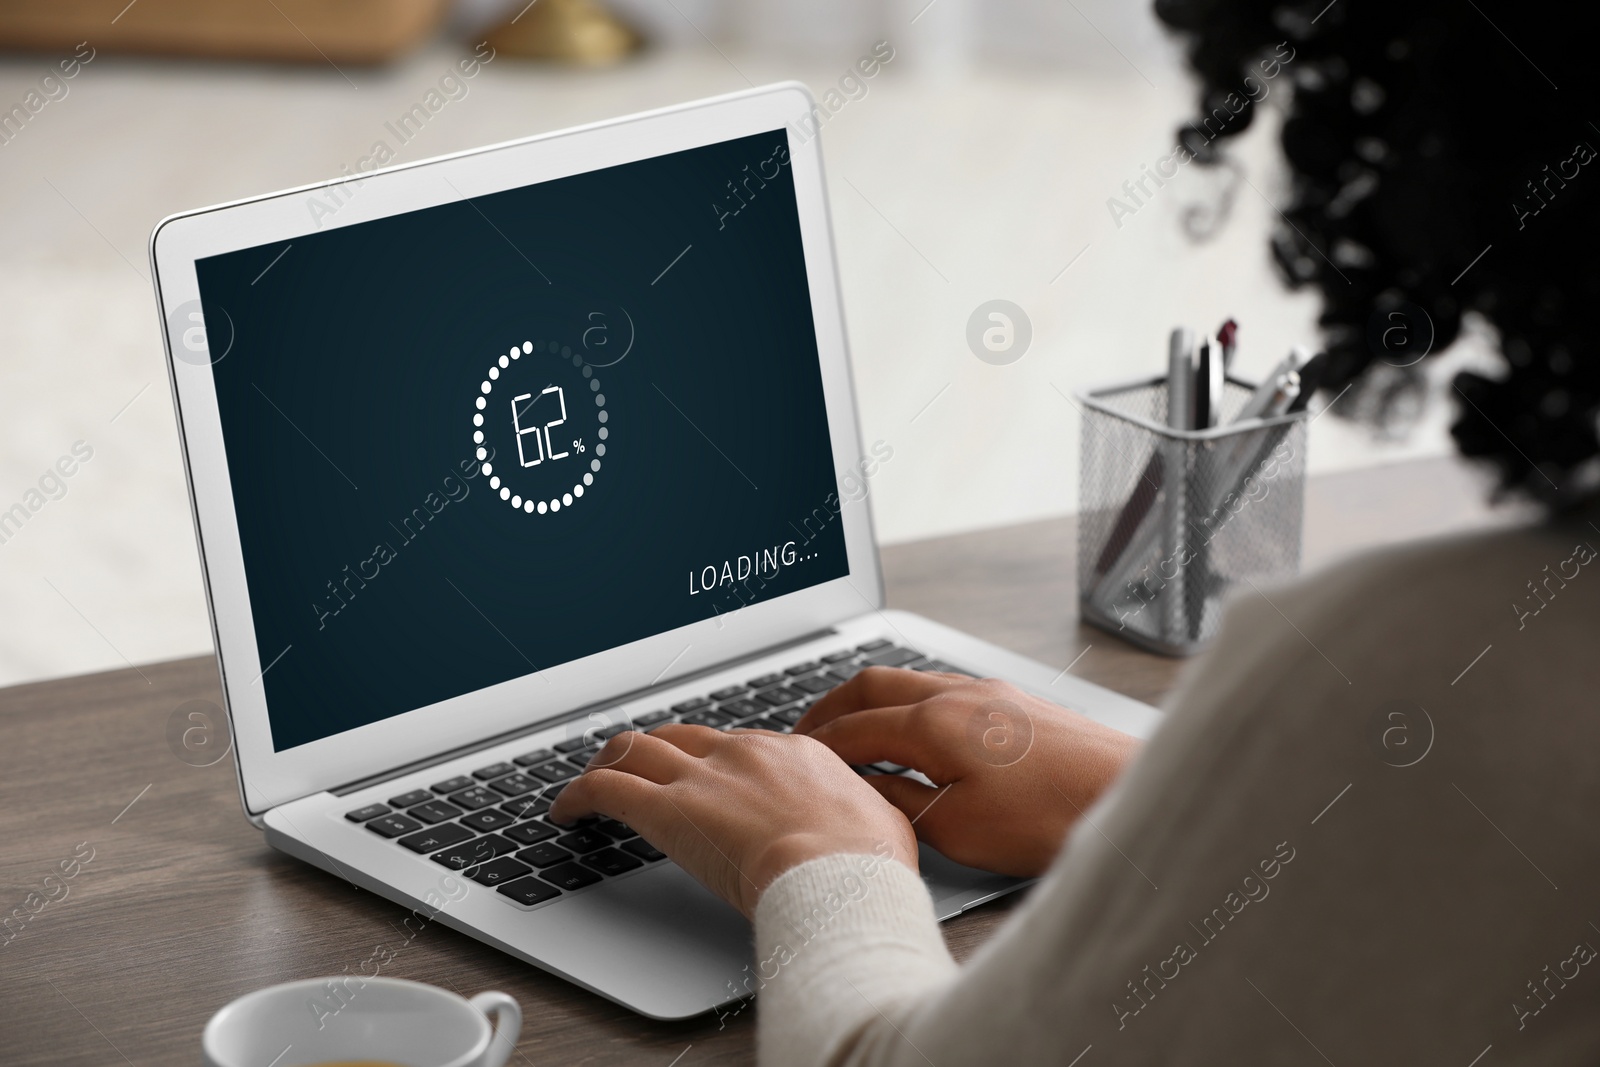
(793, 668, 1140, 878)
(549, 724, 918, 919)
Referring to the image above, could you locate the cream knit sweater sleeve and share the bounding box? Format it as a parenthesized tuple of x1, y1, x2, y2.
(753, 520, 1600, 1067)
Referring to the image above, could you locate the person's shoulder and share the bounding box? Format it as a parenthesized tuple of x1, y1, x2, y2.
(1109, 513, 1600, 865)
(1167, 513, 1599, 732)
(1280, 514, 1597, 666)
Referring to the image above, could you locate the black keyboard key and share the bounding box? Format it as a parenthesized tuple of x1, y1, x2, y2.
(831, 662, 869, 680)
(431, 776, 474, 795)
(366, 813, 423, 838)
(717, 697, 766, 719)
(634, 710, 672, 727)
(501, 795, 550, 819)
(447, 786, 499, 810)
(792, 674, 838, 695)
(680, 709, 736, 729)
(498, 875, 562, 907)
(566, 751, 601, 772)
(784, 660, 821, 676)
(407, 800, 465, 824)
(857, 638, 892, 652)
(770, 706, 805, 726)
(671, 696, 713, 713)
(431, 834, 517, 870)
(553, 736, 591, 754)
(620, 837, 666, 863)
(582, 847, 643, 877)
(821, 649, 857, 663)
(756, 686, 805, 708)
(460, 808, 516, 833)
(594, 817, 637, 840)
(469, 856, 532, 886)
(710, 684, 748, 701)
(924, 660, 977, 676)
(529, 761, 580, 784)
(388, 789, 432, 809)
(512, 748, 555, 767)
(748, 672, 784, 688)
(473, 762, 516, 780)
(504, 821, 558, 846)
(556, 828, 611, 854)
(516, 842, 574, 868)
(752, 715, 792, 732)
(398, 822, 476, 854)
(487, 773, 541, 796)
(344, 804, 391, 823)
(595, 723, 634, 740)
(863, 646, 924, 668)
(540, 862, 602, 891)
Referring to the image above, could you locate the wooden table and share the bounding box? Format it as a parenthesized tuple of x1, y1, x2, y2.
(0, 458, 1513, 1064)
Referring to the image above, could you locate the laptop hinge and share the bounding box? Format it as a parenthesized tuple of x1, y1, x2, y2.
(328, 626, 841, 797)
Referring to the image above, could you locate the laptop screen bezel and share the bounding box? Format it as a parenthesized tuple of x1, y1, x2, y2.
(150, 83, 884, 818)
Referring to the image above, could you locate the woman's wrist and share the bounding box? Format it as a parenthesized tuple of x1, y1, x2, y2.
(747, 830, 918, 914)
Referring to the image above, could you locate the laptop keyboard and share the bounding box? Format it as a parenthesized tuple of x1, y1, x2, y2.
(342, 639, 972, 910)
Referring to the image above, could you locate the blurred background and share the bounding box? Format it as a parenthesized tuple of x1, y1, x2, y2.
(0, 0, 1485, 687)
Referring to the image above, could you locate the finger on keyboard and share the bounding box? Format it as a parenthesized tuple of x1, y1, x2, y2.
(794, 663, 962, 734)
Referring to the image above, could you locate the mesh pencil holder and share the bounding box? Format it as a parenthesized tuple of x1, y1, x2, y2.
(1076, 374, 1309, 656)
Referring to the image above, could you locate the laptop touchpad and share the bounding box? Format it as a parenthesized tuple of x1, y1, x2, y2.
(918, 843, 1026, 919)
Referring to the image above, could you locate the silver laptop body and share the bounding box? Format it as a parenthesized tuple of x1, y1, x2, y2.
(151, 82, 1161, 1019)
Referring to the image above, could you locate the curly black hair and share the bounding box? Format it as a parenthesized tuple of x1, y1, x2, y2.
(1154, 0, 1600, 507)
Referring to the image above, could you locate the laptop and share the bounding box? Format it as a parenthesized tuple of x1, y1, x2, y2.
(150, 81, 1161, 1020)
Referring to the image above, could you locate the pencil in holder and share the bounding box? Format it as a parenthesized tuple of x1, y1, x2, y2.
(1076, 374, 1309, 655)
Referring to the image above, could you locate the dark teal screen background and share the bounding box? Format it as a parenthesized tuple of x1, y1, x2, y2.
(195, 129, 848, 751)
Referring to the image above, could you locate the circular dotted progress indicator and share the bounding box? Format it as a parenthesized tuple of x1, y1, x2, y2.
(473, 339, 608, 516)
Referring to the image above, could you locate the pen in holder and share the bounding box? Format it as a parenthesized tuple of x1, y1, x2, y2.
(1076, 373, 1309, 655)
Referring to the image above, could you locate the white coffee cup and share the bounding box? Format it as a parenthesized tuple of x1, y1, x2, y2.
(202, 976, 521, 1067)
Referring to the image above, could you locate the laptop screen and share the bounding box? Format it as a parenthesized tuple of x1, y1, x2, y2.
(194, 129, 849, 752)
